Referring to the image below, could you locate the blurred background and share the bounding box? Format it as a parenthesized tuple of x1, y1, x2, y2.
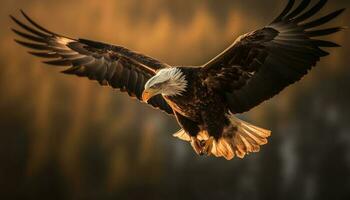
(0, 0, 349, 199)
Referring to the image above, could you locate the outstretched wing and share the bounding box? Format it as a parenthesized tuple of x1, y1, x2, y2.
(202, 0, 345, 113)
(11, 10, 173, 115)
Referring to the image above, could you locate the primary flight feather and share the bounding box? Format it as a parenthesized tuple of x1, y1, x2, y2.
(11, 0, 345, 160)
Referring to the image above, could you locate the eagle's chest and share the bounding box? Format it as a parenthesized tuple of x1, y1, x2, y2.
(164, 96, 202, 120)
(164, 80, 212, 122)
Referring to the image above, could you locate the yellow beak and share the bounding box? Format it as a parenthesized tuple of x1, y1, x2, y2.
(142, 88, 159, 103)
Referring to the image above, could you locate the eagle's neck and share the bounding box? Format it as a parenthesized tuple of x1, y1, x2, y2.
(160, 68, 187, 97)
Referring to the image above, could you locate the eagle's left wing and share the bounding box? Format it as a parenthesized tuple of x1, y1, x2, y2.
(11, 10, 173, 115)
(202, 0, 345, 113)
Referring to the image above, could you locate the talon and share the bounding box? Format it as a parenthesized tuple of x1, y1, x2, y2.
(190, 136, 214, 156)
(190, 137, 202, 155)
(202, 137, 214, 156)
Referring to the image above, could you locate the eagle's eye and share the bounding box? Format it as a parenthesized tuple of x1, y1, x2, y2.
(151, 80, 169, 89)
(151, 82, 162, 89)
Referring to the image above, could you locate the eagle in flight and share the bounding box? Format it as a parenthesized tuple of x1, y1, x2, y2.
(11, 0, 345, 160)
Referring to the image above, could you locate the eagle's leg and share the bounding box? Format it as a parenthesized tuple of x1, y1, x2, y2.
(200, 136, 214, 155)
(199, 111, 229, 157)
(174, 112, 208, 156)
(190, 136, 214, 156)
(190, 136, 203, 155)
(201, 111, 225, 140)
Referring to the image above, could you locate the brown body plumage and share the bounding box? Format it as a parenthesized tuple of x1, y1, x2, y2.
(165, 66, 247, 138)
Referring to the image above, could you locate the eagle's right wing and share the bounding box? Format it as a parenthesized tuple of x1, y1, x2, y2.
(202, 0, 345, 113)
(11, 10, 173, 115)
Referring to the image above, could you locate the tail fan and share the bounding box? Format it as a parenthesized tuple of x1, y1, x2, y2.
(173, 114, 271, 160)
(213, 114, 271, 160)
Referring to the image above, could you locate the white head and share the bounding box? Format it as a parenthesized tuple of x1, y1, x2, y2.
(142, 68, 187, 102)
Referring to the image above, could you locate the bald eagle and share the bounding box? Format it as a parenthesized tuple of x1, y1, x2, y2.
(11, 0, 345, 160)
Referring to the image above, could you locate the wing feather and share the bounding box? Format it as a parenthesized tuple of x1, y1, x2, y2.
(272, 0, 295, 23)
(293, 0, 328, 23)
(301, 9, 345, 29)
(285, 0, 311, 19)
(28, 51, 59, 58)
